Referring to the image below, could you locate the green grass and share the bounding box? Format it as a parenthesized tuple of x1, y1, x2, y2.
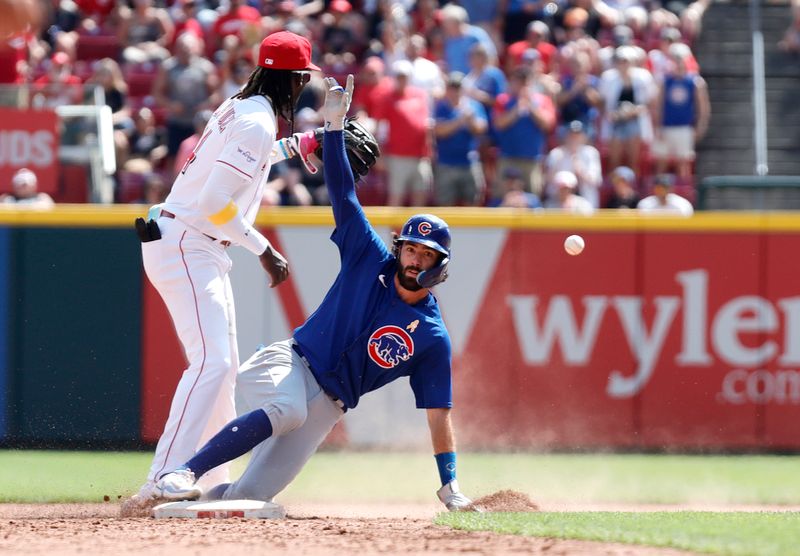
(1, 451, 800, 505)
(436, 511, 800, 556)
(0, 451, 154, 503)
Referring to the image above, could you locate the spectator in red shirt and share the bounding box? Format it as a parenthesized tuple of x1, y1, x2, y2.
(170, 0, 205, 51)
(75, 0, 119, 33)
(506, 21, 557, 75)
(409, 0, 443, 39)
(372, 60, 433, 207)
(33, 52, 83, 108)
(0, 33, 31, 87)
(211, 0, 262, 53)
(0, 30, 44, 107)
(351, 56, 392, 121)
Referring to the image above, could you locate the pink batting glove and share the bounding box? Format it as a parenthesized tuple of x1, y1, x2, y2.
(288, 131, 320, 174)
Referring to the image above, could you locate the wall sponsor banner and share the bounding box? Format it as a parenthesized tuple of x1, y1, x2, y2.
(0, 108, 59, 194)
(142, 223, 800, 449)
(141, 278, 187, 443)
(459, 230, 800, 449)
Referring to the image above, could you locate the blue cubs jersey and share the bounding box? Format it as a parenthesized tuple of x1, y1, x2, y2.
(292, 131, 452, 410)
(662, 75, 696, 127)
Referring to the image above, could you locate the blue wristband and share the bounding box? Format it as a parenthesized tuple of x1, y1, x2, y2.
(434, 452, 457, 486)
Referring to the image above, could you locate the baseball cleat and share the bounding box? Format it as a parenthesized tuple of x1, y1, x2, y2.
(154, 469, 202, 501)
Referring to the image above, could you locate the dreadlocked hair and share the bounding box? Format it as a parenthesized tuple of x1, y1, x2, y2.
(234, 67, 296, 133)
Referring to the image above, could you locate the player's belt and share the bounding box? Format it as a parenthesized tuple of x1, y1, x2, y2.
(291, 342, 347, 412)
(160, 209, 232, 247)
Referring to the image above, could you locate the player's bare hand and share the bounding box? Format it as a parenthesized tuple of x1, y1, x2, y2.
(321, 74, 353, 131)
(259, 245, 289, 288)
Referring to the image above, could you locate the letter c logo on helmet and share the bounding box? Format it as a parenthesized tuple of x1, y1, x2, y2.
(418, 221, 432, 235)
(393, 213, 451, 288)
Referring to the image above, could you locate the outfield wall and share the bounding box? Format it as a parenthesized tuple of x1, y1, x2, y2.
(0, 206, 799, 450)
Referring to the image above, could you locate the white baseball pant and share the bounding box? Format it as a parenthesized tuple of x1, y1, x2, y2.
(203, 339, 344, 502)
(141, 214, 239, 491)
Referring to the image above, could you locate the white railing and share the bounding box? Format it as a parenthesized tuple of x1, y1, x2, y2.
(750, 0, 769, 176)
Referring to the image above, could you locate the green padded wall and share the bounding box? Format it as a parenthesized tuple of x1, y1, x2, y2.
(9, 228, 141, 444)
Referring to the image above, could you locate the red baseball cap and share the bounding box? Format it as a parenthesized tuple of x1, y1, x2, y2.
(51, 52, 70, 66)
(258, 31, 320, 71)
(330, 0, 352, 13)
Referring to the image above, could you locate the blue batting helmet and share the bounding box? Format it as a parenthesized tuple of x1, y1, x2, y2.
(393, 214, 451, 288)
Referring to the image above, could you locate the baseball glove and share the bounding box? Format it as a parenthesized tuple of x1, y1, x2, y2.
(313, 117, 380, 178)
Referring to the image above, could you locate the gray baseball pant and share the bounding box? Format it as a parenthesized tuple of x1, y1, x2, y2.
(202, 339, 344, 501)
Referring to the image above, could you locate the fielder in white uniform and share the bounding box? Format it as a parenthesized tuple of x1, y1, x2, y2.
(125, 31, 321, 513)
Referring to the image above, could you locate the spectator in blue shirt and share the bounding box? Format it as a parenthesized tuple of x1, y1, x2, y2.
(456, 0, 502, 49)
(556, 51, 602, 141)
(433, 72, 488, 206)
(462, 43, 507, 128)
(441, 3, 497, 74)
(492, 67, 556, 198)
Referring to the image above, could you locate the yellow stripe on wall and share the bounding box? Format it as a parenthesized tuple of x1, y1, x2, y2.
(0, 204, 797, 232)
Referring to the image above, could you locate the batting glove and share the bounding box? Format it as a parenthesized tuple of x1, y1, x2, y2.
(285, 131, 320, 174)
(321, 74, 353, 132)
(436, 480, 472, 511)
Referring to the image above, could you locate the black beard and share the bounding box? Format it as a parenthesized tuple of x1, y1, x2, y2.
(397, 264, 423, 291)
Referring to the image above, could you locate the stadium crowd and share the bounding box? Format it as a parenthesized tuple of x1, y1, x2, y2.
(0, 0, 711, 213)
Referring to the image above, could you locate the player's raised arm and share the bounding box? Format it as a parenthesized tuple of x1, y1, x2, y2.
(321, 75, 359, 225)
(273, 75, 380, 227)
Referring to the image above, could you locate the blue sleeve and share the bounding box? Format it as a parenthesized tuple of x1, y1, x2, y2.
(409, 336, 453, 409)
(493, 69, 508, 96)
(472, 100, 487, 123)
(324, 129, 360, 227)
(324, 129, 390, 262)
(434, 100, 450, 122)
(472, 27, 496, 59)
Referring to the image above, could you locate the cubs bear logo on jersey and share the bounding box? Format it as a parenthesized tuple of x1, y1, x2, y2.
(367, 325, 415, 369)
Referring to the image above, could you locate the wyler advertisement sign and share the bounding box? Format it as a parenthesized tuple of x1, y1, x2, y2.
(453, 230, 800, 450)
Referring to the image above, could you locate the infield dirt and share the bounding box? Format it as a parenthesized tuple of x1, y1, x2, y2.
(0, 501, 698, 556)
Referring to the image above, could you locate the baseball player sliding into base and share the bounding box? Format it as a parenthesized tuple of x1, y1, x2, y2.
(152, 75, 473, 512)
(127, 32, 323, 512)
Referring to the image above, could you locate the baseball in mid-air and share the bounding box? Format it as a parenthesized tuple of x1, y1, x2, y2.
(564, 234, 585, 256)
